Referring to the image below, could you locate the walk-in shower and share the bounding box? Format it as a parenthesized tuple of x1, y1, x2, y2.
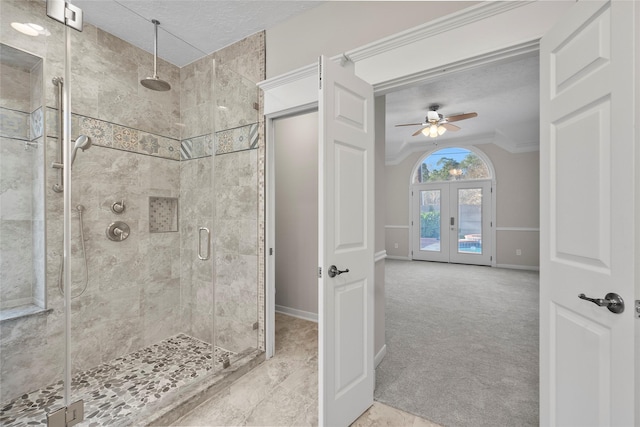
(0, 1, 265, 425)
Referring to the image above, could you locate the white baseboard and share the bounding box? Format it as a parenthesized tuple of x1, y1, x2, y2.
(275, 305, 318, 323)
(385, 255, 411, 261)
(496, 264, 539, 271)
(374, 344, 387, 368)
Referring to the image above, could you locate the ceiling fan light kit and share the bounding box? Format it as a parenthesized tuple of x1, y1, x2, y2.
(396, 104, 478, 139)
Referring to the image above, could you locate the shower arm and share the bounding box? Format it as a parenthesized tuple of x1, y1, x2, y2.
(52, 77, 64, 193)
(152, 19, 159, 78)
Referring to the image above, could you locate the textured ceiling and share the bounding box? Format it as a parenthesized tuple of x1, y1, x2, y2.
(385, 54, 540, 163)
(74, 0, 324, 67)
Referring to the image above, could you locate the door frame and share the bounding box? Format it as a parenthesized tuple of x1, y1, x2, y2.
(265, 102, 318, 359)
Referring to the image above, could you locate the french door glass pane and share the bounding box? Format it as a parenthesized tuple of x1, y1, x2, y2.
(457, 188, 482, 254)
(420, 190, 441, 252)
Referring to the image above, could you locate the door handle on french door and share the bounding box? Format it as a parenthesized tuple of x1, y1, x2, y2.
(198, 227, 210, 260)
(578, 293, 625, 314)
(328, 265, 349, 278)
(450, 217, 455, 226)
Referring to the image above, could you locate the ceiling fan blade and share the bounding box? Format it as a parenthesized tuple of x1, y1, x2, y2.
(412, 127, 427, 136)
(445, 112, 478, 123)
(442, 123, 460, 131)
(395, 123, 424, 127)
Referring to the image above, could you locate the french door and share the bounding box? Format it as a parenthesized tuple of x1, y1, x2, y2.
(412, 180, 491, 265)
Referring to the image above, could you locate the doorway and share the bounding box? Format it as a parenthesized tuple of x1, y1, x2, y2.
(412, 180, 491, 265)
(410, 147, 493, 266)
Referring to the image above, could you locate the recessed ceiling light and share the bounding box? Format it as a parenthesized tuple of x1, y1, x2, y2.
(11, 22, 50, 36)
(11, 22, 39, 36)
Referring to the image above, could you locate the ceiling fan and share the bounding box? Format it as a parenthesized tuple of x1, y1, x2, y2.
(395, 104, 478, 138)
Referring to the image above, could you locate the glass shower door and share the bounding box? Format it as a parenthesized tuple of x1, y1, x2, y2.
(212, 63, 261, 367)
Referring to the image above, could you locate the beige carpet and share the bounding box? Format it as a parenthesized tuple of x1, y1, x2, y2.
(375, 260, 539, 427)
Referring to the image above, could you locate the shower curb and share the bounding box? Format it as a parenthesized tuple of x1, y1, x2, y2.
(138, 349, 265, 426)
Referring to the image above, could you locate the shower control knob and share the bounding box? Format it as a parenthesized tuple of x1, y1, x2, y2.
(111, 200, 126, 214)
(106, 221, 130, 242)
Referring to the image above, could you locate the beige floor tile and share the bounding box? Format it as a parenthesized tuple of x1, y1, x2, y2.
(243, 384, 313, 426)
(174, 391, 248, 426)
(173, 314, 439, 427)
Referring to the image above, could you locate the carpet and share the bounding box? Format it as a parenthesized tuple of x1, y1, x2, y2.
(375, 260, 539, 427)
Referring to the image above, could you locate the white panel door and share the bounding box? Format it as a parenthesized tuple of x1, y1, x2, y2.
(540, 1, 636, 426)
(318, 55, 374, 426)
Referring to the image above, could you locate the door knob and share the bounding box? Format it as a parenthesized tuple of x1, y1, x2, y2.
(578, 292, 625, 314)
(328, 265, 349, 278)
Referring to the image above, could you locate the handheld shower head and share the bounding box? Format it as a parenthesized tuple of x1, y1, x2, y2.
(70, 135, 91, 166)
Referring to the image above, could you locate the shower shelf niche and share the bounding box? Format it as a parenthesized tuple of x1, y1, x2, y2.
(149, 197, 178, 233)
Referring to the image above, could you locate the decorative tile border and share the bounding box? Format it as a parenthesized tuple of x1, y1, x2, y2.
(180, 134, 213, 160)
(214, 123, 259, 156)
(45, 108, 181, 161)
(30, 107, 43, 140)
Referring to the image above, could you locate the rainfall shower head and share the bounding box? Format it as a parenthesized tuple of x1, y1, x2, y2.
(141, 76, 171, 92)
(141, 19, 171, 92)
(70, 135, 91, 166)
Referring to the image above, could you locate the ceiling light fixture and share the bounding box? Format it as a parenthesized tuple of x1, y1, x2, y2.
(421, 124, 447, 138)
(11, 22, 51, 36)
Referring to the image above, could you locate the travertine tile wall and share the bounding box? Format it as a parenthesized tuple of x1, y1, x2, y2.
(179, 34, 265, 354)
(0, 47, 44, 310)
(0, 0, 266, 403)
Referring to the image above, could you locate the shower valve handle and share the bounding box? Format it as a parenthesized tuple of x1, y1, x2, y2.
(106, 221, 130, 242)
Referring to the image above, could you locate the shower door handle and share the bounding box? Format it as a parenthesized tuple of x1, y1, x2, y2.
(198, 227, 211, 260)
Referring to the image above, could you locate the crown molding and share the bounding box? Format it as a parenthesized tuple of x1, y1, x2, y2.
(259, 2, 537, 94)
(347, 2, 534, 63)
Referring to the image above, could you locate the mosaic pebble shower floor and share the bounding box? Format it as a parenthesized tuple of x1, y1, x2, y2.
(0, 334, 236, 426)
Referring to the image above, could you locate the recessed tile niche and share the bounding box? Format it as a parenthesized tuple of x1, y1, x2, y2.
(149, 197, 179, 233)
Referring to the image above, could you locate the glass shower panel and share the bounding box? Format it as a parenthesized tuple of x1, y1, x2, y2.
(0, 1, 67, 424)
(213, 63, 260, 364)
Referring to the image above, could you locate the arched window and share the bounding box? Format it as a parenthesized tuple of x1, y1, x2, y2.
(413, 147, 491, 184)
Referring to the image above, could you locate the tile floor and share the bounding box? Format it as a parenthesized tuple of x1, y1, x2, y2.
(0, 335, 236, 427)
(172, 313, 441, 427)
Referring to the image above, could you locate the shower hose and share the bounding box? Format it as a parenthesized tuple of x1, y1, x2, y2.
(58, 204, 89, 299)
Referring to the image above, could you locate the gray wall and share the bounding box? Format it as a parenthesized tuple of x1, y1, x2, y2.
(266, 1, 479, 78)
(271, 99, 387, 361)
(274, 112, 318, 318)
(385, 144, 540, 268)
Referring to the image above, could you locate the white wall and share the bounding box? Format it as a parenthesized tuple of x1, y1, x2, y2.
(274, 112, 319, 319)
(266, 1, 478, 78)
(385, 143, 540, 268)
